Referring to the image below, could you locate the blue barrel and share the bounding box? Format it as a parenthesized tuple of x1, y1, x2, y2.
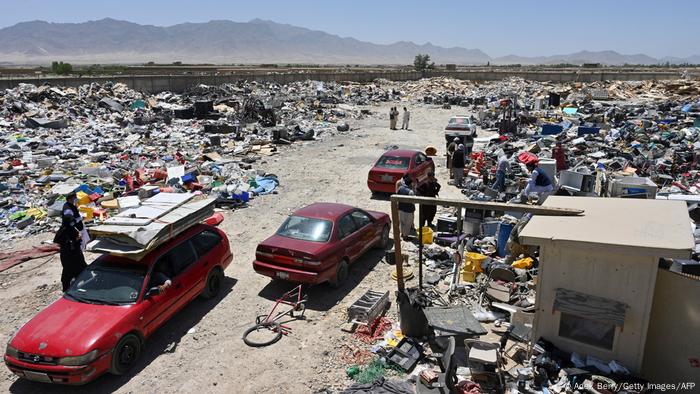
(497, 222, 515, 257)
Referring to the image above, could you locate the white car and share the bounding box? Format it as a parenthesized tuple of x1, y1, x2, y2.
(444, 116, 477, 149)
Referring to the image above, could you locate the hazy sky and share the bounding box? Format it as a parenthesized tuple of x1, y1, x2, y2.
(3, 0, 698, 58)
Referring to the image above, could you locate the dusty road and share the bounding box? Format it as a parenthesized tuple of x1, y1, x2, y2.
(0, 103, 470, 393)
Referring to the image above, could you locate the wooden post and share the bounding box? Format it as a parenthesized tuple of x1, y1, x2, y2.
(418, 204, 423, 290)
(391, 199, 404, 290)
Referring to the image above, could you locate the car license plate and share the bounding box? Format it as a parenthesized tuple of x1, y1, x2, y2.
(381, 175, 393, 182)
(24, 371, 51, 383)
(276, 271, 289, 280)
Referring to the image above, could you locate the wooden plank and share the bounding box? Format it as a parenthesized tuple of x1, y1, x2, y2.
(389, 195, 583, 216)
(391, 200, 404, 290)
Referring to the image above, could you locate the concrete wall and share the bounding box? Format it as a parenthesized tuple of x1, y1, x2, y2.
(532, 240, 660, 372)
(0, 69, 682, 93)
(643, 269, 700, 383)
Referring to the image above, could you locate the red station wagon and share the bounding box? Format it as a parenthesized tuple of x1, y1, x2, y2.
(253, 203, 391, 286)
(367, 149, 435, 194)
(4, 224, 232, 385)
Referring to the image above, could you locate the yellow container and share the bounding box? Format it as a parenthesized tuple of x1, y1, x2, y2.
(79, 206, 94, 221)
(420, 227, 434, 244)
(76, 191, 90, 205)
(461, 269, 476, 283)
(465, 252, 487, 273)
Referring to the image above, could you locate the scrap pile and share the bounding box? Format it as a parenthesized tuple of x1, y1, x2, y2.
(0, 79, 394, 240)
(340, 77, 700, 393)
(444, 78, 700, 254)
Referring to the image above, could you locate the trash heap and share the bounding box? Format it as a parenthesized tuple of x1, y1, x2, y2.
(338, 77, 700, 393)
(0, 79, 391, 240)
(441, 78, 700, 253)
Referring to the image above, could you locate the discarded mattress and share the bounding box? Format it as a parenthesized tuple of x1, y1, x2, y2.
(87, 193, 215, 258)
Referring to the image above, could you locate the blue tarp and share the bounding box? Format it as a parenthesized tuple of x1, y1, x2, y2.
(252, 175, 279, 195)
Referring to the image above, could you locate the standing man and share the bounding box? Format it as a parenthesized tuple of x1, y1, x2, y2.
(397, 175, 416, 240)
(53, 192, 87, 291)
(446, 137, 459, 178)
(389, 107, 395, 129)
(452, 144, 466, 187)
(491, 149, 513, 192)
(417, 172, 441, 228)
(401, 107, 410, 130)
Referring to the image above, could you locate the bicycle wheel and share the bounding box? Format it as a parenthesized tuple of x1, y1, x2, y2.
(242, 321, 283, 347)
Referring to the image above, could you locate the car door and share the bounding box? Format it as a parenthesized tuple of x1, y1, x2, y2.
(141, 254, 179, 336)
(168, 239, 200, 310)
(350, 210, 376, 256)
(337, 213, 362, 262)
(190, 229, 224, 294)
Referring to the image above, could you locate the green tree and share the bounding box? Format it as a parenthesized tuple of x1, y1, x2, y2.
(51, 61, 73, 75)
(413, 54, 435, 72)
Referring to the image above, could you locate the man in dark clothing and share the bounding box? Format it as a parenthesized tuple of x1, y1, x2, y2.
(397, 176, 415, 240)
(446, 137, 459, 178)
(521, 161, 554, 203)
(54, 192, 87, 291)
(452, 144, 466, 187)
(417, 172, 441, 228)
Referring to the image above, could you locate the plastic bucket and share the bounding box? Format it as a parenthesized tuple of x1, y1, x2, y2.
(420, 227, 434, 244)
(465, 252, 487, 273)
(461, 269, 476, 282)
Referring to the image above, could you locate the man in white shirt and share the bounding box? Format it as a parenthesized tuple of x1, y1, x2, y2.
(401, 107, 410, 130)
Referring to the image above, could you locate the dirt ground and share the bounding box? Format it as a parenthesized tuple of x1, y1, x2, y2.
(0, 103, 473, 393)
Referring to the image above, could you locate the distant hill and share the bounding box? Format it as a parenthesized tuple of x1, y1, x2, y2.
(0, 18, 695, 66)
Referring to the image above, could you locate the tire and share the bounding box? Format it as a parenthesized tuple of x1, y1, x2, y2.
(375, 225, 390, 250)
(201, 267, 223, 299)
(329, 260, 349, 288)
(110, 333, 141, 375)
(242, 321, 283, 347)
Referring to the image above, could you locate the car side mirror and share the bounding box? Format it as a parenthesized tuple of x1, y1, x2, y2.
(146, 286, 161, 297)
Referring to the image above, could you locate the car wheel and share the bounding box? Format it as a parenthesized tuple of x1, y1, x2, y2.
(201, 268, 224, 299)
(329, 260, 349, 288)
(110, 333, 141, 375)
(375, 225, 390, 250)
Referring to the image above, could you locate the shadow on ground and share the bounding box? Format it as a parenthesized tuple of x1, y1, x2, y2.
(256, 248, 388, 311)
(8, 277, 238, 394)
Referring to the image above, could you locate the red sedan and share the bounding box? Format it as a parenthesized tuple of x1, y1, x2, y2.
(4, 224, 232, 385)
(253, 203, 390, 286)
(367, 149, 435, 194)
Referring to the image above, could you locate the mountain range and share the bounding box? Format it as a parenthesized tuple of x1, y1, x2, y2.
(0, 18, 696, 66)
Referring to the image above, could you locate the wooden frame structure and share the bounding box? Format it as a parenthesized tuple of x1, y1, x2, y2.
(389, 195, 584, 290)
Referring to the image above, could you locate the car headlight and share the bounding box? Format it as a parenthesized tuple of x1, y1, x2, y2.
(57, 349, 99, 366)
(5, 343, 18, 358)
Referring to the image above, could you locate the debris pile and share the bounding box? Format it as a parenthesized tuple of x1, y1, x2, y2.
(0, 80, 391, 240)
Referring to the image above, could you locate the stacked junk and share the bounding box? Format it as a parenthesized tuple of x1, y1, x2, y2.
(0, 79, 397, 241)
(340, 77, 700, 394)
(2, 76, 700, 392)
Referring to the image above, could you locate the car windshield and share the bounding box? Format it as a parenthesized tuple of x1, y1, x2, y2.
(375, 156, 410, 169)
(277, 215, 332, 242)
(65, 262, 146, 305)
(448, 117, 471, 127)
